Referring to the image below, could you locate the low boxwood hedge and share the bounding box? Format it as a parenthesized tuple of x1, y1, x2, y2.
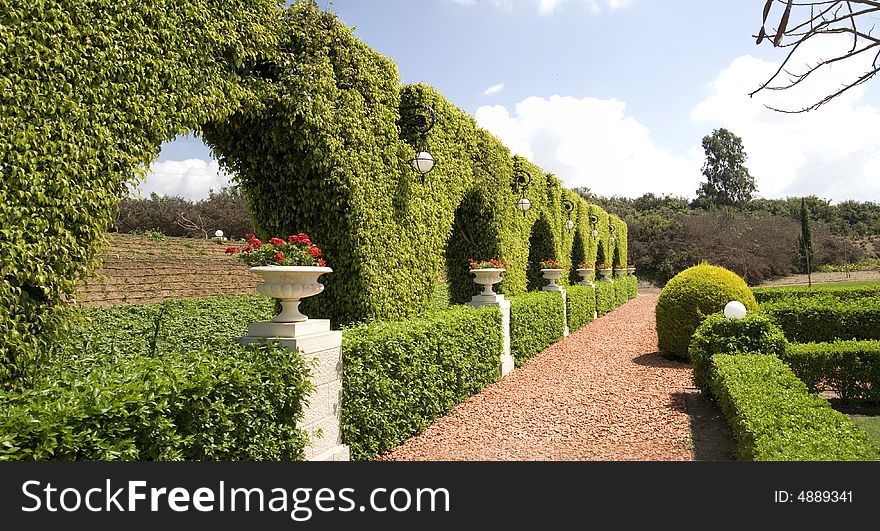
(753, 284, 880, 303)
(782, 340, 880, 402)
(689, 312, 787, 394)
(595, 281, 615, 316)
(0, 295, 313, 461)
(625, 275, 638, 300)
(762, 296, 880, 343)
(341, 305, 502, 461)
(566, 285, 596, 332)
(1, 348, 311, 461)
(509, 291, 565, 366)
(613, 277, 629, 307)
(709, 354, 879, 461)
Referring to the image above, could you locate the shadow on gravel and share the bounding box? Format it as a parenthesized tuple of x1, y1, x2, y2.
(631, 351, 689, 368)
(677, 389, 735, 461)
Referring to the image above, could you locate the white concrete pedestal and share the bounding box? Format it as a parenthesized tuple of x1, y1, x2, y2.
(469, 295, 514, 377)
(239, 319, 350, 461)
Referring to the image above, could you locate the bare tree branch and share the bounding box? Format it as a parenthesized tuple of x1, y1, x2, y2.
(753, 0, 880, 112)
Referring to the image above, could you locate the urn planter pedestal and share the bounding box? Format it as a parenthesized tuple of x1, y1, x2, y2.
(468, 268, 514, 377)
(541, 268, 564, 292)
(576, 268, 595, 287)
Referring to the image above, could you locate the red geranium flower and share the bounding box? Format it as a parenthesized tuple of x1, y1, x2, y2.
(244, 233, 255, 240)
(251, 238, 263, 248)
(225, 246, 238, 255)
(242, 245, 253, 253)
(269, 237, 285, 247)
(273, 253, 285, 262)
(309, 246, 322, 258)
(318, 258, 326, 267)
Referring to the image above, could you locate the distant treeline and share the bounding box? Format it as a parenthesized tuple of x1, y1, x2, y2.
(114, 187, 255, 240)
(573, 190, 879, 285)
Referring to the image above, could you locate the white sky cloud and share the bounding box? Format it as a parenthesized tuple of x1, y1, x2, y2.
(473, 34, 880, 204)
(692, 34, 880, 203)
(134, 159, 232, 201)
(483, 82, 505, 96)
(475, 95, 703, 198)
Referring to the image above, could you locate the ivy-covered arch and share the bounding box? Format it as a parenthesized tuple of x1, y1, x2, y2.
(1, 1, 629, 388)
(1, 0, 283, 389)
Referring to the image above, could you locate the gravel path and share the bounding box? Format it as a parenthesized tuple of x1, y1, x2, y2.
(379, 294, 696, 461)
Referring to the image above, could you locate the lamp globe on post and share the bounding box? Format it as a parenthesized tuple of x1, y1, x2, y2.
(512, 167, 532, 217)
(411, 151, 434, 175)
(562, 199, 575, 232)
(402, 103, 437, 180)
(724, 300, 747, 320)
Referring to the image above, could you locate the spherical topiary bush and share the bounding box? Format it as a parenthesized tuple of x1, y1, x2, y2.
(655, 263, 758, 359)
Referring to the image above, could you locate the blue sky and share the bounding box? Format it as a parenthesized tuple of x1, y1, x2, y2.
(144, 0, 880, 203)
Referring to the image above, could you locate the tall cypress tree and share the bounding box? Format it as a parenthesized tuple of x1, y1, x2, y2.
(798, 197, 814, 288)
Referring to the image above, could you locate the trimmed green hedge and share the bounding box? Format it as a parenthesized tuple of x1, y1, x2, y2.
(613, 276, 629, 307)
(595, 281, 616, 316)
(762, 296, 880, 343)
(783, 340, 880, 402)
(709, 354, 878, 461)
(341, 305, 502, 461)
(753, 284, 880, 303)
(625, 275, 638, 300)
(510, 292, 565, 366)
(567, 285, 596, 332)
(689, 312, 788, 393)
(59, 295, 277, 362)
(0, 295, 312, 460)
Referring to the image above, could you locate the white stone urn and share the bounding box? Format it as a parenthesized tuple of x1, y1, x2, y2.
(249, 265, 332, 322)
(627, 266, 636, 276)
(613, 267, 626, 278)
(597, 267, 613, 282)
(541, 268, 564, 291)
(470, 268, 505, 297)
(576, 268, 595, 287)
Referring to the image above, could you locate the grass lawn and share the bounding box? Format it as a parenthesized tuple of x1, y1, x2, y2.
(847, 415, 880, 453)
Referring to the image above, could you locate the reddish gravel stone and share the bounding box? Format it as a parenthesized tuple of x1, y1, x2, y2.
(378, 294, 695, 461)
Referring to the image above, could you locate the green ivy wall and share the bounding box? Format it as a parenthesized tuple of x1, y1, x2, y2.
(1, 1, 629, 386)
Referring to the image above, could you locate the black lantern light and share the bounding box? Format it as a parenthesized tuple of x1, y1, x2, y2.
(589, 214, 599, 239)
(512, 167, 532, 215)
(609, 223, 616, 244)
(562, 199, 575, 231)
(401, 104, 437, 177)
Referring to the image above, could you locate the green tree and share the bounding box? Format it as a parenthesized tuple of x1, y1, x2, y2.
(696, 128, 757, 208)
(799, 197, 814, 287)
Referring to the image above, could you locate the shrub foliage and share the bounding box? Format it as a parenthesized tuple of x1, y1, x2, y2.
(509, 292, 565, 366)
(709, 354, 878, 461)
(0, 295, 312, 460)
(0, 0, 282, 389)
(655, 263, 758, 359)
(341, 306, 502, 461)
(762, 296, 880, 343)
(689, 312, 788, 393)
(783, 340, 880, 402)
